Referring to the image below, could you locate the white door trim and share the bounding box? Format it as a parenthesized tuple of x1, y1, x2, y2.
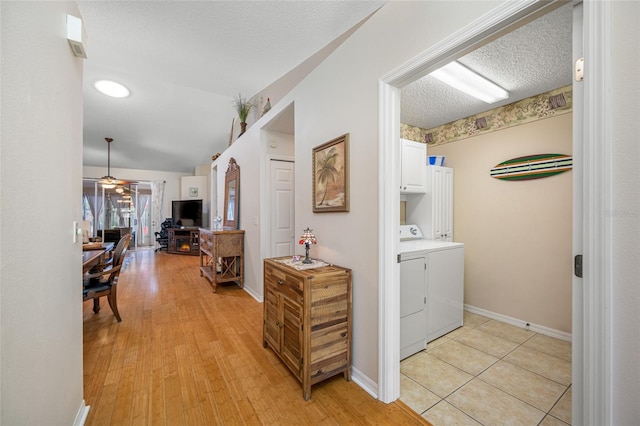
(378, 79, 401, 403)
(580, 2, 612, 424)
(571, 3, 585, 424)
(378, 0, 611, 412)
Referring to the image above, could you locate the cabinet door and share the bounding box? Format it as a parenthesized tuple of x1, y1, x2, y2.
(400, 257, 426, 317)
(281, 295, 303, 376)
(264, 286, 281, 350)
(400, 139, 426, 193)
(431, 167, 445, 239)
(427, 166, 454, 241)
(439, 167, 454, 241)
(400, 257, 427, 359)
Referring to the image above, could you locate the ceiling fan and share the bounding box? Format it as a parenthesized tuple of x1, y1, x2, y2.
(99, 137, 135, 189)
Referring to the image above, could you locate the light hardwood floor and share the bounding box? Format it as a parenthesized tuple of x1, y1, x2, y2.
(83, 249, 428, 425)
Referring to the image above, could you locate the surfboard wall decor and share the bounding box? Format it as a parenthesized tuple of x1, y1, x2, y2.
(490, 154, 573, 181)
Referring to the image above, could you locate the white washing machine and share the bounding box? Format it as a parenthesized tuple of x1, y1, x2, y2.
(399, 225, 464, 359)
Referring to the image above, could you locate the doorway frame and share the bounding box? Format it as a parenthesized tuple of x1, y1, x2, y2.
(378, 1, 611, 423)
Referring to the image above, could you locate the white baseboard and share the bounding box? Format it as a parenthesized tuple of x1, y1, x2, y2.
(464, 304, 572, 342)
(243, 285, 262, 303)
(350, 366, 378, 399)
(73, 400, 90, 426)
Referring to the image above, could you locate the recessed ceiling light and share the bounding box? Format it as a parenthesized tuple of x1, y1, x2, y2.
(430, 61, 509, 104)
(94, 80, 130, 98)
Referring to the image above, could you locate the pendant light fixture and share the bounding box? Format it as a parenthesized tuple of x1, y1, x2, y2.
(99, 137, 118, 189)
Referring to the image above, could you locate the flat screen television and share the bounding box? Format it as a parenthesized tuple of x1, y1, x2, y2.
(172, 199, 203, 228)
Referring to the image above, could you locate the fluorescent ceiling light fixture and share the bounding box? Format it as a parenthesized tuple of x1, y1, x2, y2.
(94, 80, 130, 98)
(430, 61, 509, 104)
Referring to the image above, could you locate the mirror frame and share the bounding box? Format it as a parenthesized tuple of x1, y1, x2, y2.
(223, 157, 240, 230)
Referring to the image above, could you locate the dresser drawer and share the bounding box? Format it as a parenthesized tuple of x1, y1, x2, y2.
(264, 264, 304, 301)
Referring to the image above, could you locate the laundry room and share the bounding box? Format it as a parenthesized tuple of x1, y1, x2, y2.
(397, 3, 574, 341)
(399, 94, 573, 339)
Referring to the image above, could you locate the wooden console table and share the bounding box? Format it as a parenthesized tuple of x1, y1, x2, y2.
(199, 228, 244, 292)
(168, 228, 199, 255)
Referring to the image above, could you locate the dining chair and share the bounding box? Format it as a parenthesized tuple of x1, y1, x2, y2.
(83, 233, 131, 322)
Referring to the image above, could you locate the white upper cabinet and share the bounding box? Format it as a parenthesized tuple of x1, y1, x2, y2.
(400, 138, 426, 194)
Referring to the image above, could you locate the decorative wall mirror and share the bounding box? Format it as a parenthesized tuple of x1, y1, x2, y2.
(223, 158, 240, 230)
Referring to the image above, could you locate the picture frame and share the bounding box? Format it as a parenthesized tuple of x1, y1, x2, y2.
(189, 187, 198, 197)
(312, 133, 349, 213)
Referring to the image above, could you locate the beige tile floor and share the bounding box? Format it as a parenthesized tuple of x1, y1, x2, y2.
(400, 311, 572, 425)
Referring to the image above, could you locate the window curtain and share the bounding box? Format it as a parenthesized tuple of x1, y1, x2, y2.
(137, 193, 151, 246)
(151, 180, 165, 239)
(83, 182, 103, 235)
(107, 195, 119, 228)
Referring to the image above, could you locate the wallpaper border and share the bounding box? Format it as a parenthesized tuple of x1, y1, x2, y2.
(401, 85, 573, 146)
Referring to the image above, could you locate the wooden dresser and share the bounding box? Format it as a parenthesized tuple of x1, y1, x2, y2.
(263, 257, 352, 400)
(199, 229, 244, 292)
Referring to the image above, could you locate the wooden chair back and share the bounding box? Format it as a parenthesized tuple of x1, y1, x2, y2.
(112, 233, 131, 267)
(83, 233, 131, 322)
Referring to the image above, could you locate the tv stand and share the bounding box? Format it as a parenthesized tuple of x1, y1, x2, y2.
(167, 228, 199, 255)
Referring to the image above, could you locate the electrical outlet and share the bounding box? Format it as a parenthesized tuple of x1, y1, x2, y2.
(254, 216, 259, 226)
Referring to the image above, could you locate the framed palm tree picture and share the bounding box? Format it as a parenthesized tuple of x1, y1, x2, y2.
(312, 133, 349, 213)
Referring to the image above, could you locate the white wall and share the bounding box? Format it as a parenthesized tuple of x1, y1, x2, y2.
(180, 176, 207, 200)
(218, 4, 640, 416)
(262, 130, 294, 158)
(194, 163, 211, 177)
(1, 2, 86, 424)
(209, 125, 295, 300)
(610, 2, 640, 423)
(180, 175, 209, 227)
(212, 137, 264, 299)
(219, 1, 509, 386)
(291, 0, 522, 387)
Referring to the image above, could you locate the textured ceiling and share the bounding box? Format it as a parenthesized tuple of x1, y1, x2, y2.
(401, 3, 573, 131)
(78, 0, 385, 173)
(78, 2, 572, 174)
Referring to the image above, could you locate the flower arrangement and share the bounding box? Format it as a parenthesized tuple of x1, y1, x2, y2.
(233, 93, 254, 123)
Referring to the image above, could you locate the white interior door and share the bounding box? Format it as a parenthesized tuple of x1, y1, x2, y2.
(269, 159, 295, 257)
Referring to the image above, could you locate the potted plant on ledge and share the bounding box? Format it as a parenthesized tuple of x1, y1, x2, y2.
(233, 93, 254, 138)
